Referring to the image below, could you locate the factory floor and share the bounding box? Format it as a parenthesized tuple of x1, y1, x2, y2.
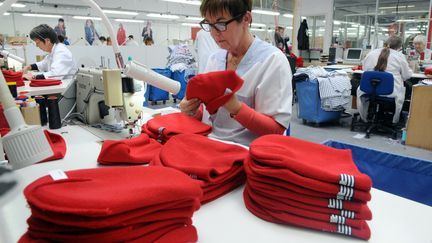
(149, 100, 432, 162)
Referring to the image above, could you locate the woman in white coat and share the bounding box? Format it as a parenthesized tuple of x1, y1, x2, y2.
(179, 0, 292, 145)
(413, 35, 432, 63)
(23, 24, 77, 80)
(357, 36, 413, 124)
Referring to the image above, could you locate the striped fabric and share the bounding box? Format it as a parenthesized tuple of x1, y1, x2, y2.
(317, 70, 351, 111)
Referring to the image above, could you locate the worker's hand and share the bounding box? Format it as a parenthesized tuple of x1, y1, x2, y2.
(179, 98, 201, 116)
(223, 95, 242, 116)
(22, 73, 33, 81)
(22, 65, 32, 73)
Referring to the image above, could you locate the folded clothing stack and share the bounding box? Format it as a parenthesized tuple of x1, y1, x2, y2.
(151, 134, 248, 204)
(2, 70, 24, 86)
(141, 112, 212, 143)
(29, 79, 62, 87)
(97, 133, 162, 165)
(19, 166, 203, 243)
(243, 135, 373, 240)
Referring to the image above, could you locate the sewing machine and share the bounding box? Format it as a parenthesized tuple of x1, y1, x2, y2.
(74, 68, 144, 128)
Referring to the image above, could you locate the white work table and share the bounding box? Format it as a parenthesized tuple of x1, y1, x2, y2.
(1, 125, 431, 243)
(17, 78, 74, 96)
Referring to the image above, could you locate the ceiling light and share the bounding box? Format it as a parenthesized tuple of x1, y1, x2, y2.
(161, 0, 201, 5)
(3, 12, 10, 15)
(73, 16, 101, 21)
(286, 26, 293, 30)
(333, 20, 341, 25)
(185, 16, 203, 21)
(0, 3, 26, 7)
(250, 28, 266, 32)
(252, 9, 280, 16)
(392, 10, 428, 14)
(379, 5, 415, 10)
(147, 13, 179, 19)
(396, 19, 416, 22)
(22, 13, 62, 18)
(181, 23, 200, 27)
(251, 23, 266, 28)
(283, 13, 293, 18)
(102, 9, 138, 16)
(115, 19, 145, 23)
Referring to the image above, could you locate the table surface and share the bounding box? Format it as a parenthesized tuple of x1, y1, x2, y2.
(1, 125, 431, 243)
(16, 79, 73, 96)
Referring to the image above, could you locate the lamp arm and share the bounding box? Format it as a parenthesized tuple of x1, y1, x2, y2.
(0, 50, 25, 64)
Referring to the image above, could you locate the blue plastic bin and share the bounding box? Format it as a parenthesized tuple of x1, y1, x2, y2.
(171, 69, 196, 101)
(145, 68, 171, 105)
(323, 140, 432, 206)
(296, 79, 342, 124)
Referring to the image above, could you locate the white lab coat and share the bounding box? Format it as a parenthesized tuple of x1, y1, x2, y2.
(36, 43, 77, 79)
(357, 48, 413, 123)
(202, 37, 292, 145)
(194, 30, 220, 74)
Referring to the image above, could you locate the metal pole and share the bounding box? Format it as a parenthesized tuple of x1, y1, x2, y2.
(374, 0, 379, 48)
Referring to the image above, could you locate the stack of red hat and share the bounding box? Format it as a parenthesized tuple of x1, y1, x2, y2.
(19, 166, 203, 243)
(151, 134, 248, 204)
(243, 135, 373, 240)
(142, 112, 212, 143)
(97, 133, 162, 165)
(2, 70, 24, 86)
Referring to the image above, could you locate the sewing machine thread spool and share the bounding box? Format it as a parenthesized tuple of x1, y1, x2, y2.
(47, 96, 61, 129)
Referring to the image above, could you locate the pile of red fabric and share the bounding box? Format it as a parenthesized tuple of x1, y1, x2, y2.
(29, 79, 62, 87)
(141, 112, 212, 143)
(243, 135, 373, 240)
(151, 134, 248, 204)
(19, 166, 203, 243)
(2, 70, 24, 86)
(97, 133, 162, 165)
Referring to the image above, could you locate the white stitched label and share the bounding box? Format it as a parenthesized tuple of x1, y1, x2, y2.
(49, 169, 68, 181)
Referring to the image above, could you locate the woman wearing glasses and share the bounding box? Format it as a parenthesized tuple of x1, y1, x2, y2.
(180, 0, 292, 145)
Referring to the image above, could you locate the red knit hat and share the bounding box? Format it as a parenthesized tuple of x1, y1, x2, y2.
(97, 133, 162, 165)
(246, 186, 366, 229)
(185, 70, 244, 114)
(2, 70, 24, 87)
(246, 156, 371, 202)
(142, 113, 212, 143)
(250, 135, 372, 191)
(30, 79, 62, 87)
(243, 186, 371, 240)
(0, 104, 10, 129)
(40, 130, 66, 162)
(247, 180, 372, 220)
(24, 166, 203, 216)
(152, 134, 248, 182)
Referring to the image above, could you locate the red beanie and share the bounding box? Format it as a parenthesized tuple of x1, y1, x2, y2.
(24, 166, 203, 216)
(250, 135, 372, 191)
(2, 70, 25, 87)
(244, 186, 371, 240)
(142, 112, 212, 143)
(40, 130, 66, 162)
(97, 133, 162, 165)
(30, 79, 62, 87)
(185, 70, 244, 114)
(152, 134, 248, 182)
(0, 104, 10, 129)
(246, 156, 371, 202)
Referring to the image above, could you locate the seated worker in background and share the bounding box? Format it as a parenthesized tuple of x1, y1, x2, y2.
(413, 35, 432, 63)
(144, 36, 154, 46)
(125, 35, 139, 47)
(179, 0, 292, 145)
(22, 24, 77, 80)
(357, 36, 412, 124)
(194, 29, 220, 73)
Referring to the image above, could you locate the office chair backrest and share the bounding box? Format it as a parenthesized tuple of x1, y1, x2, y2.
(360, 71, 394, 95)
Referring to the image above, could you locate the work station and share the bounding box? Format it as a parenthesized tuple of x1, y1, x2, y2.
(1, 0, 432, 243)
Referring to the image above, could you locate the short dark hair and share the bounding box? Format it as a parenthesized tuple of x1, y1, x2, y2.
(57, 35, 65, 43)
(128, 35, 134, 39)
(58, 18, 64, 22)
(30, 24, 58, 44)
(99, 36, 106, 42)
(200, 0, 252, 21)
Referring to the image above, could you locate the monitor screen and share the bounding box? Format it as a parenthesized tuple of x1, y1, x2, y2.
(347, 49, 362, 60)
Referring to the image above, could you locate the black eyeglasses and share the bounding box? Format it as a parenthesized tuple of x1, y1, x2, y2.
(200, 12, 246, 32)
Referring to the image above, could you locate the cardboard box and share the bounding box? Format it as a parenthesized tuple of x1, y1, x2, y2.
(21, 105, 41, 126)
(406, 85, 432, 150)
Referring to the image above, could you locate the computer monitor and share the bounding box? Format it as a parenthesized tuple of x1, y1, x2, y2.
(344, 48, 363, 64)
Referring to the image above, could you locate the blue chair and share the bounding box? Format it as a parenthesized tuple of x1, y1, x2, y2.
(351, 71, 399, 139)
